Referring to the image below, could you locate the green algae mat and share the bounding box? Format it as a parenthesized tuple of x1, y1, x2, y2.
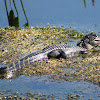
(0, 26, 100, 86)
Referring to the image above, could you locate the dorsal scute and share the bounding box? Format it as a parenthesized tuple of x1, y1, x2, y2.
(42, 44, 69, 52)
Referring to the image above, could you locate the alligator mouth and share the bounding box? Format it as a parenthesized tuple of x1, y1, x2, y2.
(94, 36, 100, 42)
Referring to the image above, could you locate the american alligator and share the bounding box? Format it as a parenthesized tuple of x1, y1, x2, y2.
(0, 32, 100, 74)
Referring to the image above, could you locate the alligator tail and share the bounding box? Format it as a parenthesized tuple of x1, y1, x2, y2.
(0, 50, 47, 74)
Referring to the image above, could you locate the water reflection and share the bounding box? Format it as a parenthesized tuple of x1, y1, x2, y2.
(4, 0, 29, 28)
(84, 0, 95, 8)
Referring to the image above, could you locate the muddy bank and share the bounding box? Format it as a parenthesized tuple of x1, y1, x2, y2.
(0, 26, 100, 85)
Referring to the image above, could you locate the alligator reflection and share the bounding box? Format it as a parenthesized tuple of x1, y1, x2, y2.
(0, 50, 100, 79)
(84, 0, 95, 8)
(4, 0, 29, 28)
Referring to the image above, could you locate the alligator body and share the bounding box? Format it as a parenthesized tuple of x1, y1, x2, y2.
(0, 32, 100, 74)
(0, 44, 86, 73)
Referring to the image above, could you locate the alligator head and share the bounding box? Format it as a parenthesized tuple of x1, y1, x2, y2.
(77, 32, 100, 50)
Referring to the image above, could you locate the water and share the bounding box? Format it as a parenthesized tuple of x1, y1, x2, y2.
(0, 0, 100, 34)
(0, 0, 100, 99)
(0, 75, 100, 100)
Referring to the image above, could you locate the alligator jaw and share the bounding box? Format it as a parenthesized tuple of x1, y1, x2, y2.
(94, 36, 100, 46)
(94, 36, 100, 41)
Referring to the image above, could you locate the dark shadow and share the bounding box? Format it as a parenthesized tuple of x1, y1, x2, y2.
(4, 0, 29, 28)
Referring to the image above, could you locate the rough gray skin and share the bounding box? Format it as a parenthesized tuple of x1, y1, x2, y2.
(0, 32, 100, 74)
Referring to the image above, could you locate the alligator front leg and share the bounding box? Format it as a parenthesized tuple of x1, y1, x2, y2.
(47, 49, 67, 59)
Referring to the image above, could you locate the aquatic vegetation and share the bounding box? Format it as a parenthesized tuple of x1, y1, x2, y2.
(0, 26, 100, 85)
(0, 91, 82, 100)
